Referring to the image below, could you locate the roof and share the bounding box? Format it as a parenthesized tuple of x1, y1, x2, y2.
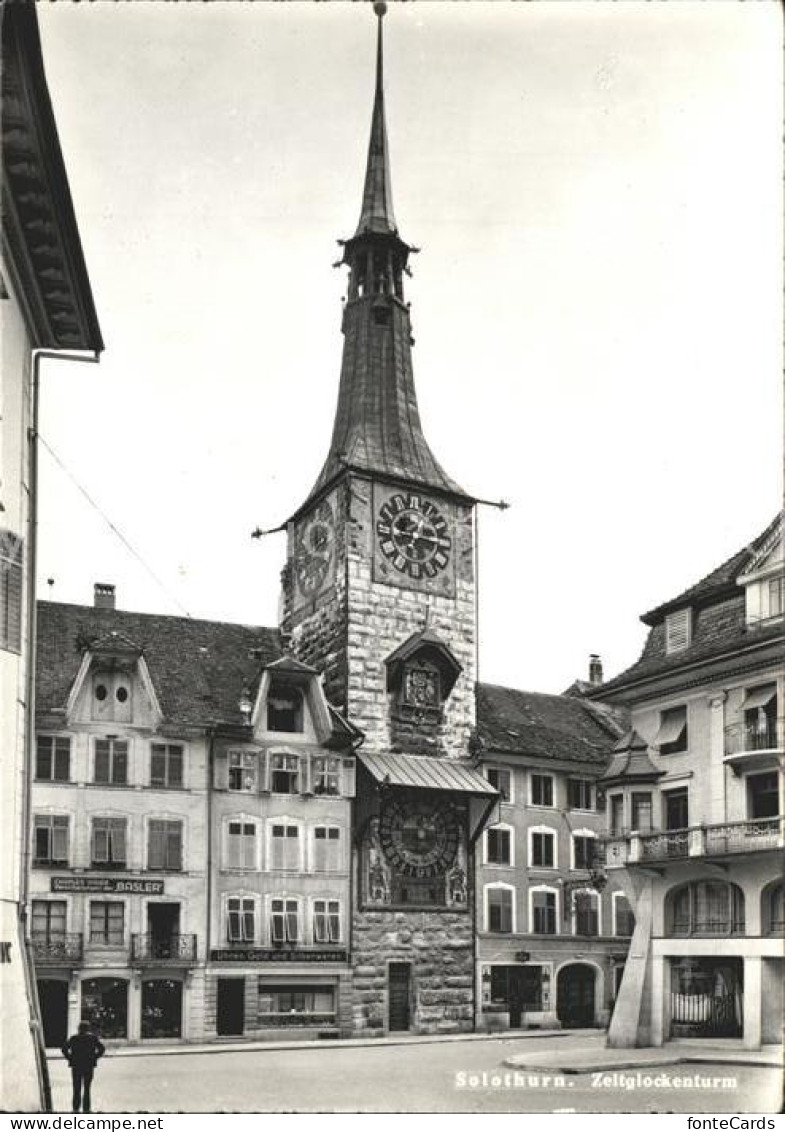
(1, 0, 102, 351)
(36, 600, 281, 729)
(474, 683, 622, 767)
(355, 8, 397, 238)
(599, 730, 665, 784)
(358, 749, 497, 796)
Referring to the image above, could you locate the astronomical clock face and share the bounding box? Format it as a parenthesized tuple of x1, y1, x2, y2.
(378, 798, 459, 879)
(292, 497, 336, 610)
(373, 484, 456, 595)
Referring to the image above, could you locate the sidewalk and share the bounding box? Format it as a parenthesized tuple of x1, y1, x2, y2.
(503, 1034, 784, 1073)
(46, 1026, 573, 1060)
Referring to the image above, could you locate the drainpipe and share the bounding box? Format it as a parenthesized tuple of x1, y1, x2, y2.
(22, 349, 100, 1110)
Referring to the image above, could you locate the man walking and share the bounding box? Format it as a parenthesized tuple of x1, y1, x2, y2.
(61, 1021, 105, 1113)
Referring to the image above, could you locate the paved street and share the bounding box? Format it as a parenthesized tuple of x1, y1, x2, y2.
(47, 1033, 783, 1114)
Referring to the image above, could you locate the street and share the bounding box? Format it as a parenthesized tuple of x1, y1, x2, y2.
(46, 1034, 783, 1114)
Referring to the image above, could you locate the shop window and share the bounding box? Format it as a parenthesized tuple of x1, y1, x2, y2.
(312, 755, 340, 796)
(271, 898, 300, 944)
(486, 886, 513, 933)
(91, 817, 127, 869)
(151, 744, 183, 788)
(35, 736, 71, 783)
(567, 778, 592, 810)
(141, 979, 182, 1040)
(270, 753, 300, 794)
(0, 531, 23, 653)
(81, 978, 128, 1040)
(270, 824, 300, 871)
(747, 772, 780, 819)
(312, 827, 342, 872)
(267, 685, 304, 733)
(666, 881, 745, 937)
(532, 890, 556, 935)
(227, 897, 255, 943)
(572, 834, 596, 870)
(33, 815, 69, 866)
(31, 900, 66, 943)
(313, 900, 341, 943)
(257, 983, 335, 1027)
(227, 821, 257, 869)
(228, 750, 257, 793)
(89, 901, 125, 945)
(486, 766, 511, 802)
(531, 831, 555, 868)
(148, 820, 183, 871)
(656, 706, 688, 755)
(94, 738, 128, 786)
(531, 774, 553, 807)
(486, 826, 512, 865)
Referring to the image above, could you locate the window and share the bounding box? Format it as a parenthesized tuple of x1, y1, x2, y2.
(312, 827, 342, 872)
(228, 750, 257, 793)
(656, 705, 688, 754)
(91, 674, 132, 722)
(35, 737, 71, 782)
(267, 685, 304, 733)
(486, 887, 513, 933)
(33, 815, 69, 865)
(0, 531, 23, 653)
(531, 774, 553, 807)
(94, 739, 128, 785)
(270, 824, 300, 870)
(572, 834, 596, 870)
(486, 766, 511, 803)
(531, 831, 555, 868)
(631, 792, 652, 832)
(91, 818, 127, 869)
(227, 821, 257, 869)
(271, 898, 300, 943)
(665, 609, 691, 653)
(147, 820, 182, 871)
(743, 685, 778, 751)
(31, 900, 66, 942)
(768, 576, 783, 618)
(227, 897, 255, 943)
(567, 778, 593, 810)
(312, 756, 340, 796)
(313, 900, 341, 943)
(765, 884, 784, 935)
(574, 891, 599, 936)
(486, 827, 512, 865)
(532, 890, 556, 934)
(747, 772, 779, 819)
(666, 882, 745, 936)
(614, 894, 636, 938)
(89, 901, 124, 945)
(257, 985, 335, 1024)
(663, 787, 689, 830)
(609, 795, 624, 835)
(270, 753, 299, 794)
(150, 744, 183, 788)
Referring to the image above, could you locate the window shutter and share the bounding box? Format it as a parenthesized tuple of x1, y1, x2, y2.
(213, 751, 228, 790)
(665, 608, 691, 653)
(257, 750, 268, 793)
(342, 759, 355, 798)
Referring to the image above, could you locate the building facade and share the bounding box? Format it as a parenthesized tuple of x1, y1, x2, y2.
(594, 516, 784, 1049)
(1, 0, 102, 1109)
(473, 684, 632, 1031)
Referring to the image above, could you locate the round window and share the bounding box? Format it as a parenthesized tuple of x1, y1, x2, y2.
(116, 686, 129, 704)
(95, 684, 108, 702)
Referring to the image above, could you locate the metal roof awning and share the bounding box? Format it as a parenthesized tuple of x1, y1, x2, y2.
(742, 684, 777, 712)
(358, 750, 497, 795)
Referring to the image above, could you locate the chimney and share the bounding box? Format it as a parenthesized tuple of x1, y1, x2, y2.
(94, 583, 116, 611)
(589, 653, 603, 686)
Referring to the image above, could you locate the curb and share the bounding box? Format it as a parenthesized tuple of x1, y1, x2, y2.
(502, 1054, 782, 1073)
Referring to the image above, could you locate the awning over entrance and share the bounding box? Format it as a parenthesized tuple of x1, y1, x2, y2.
(357, 750, 499, 841)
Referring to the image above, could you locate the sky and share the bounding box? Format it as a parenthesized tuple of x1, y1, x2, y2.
(35, 1, 782, 695)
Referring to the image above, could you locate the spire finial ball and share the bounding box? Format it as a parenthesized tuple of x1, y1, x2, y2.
(374, 2, 387, 18)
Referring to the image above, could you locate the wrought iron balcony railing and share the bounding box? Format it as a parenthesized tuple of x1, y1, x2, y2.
(640, 829, 690, 861)
(725, 717, 784, 756)
(704, 817, 781, 855)
(601, 816, 783, 866)
(31, 933, 83, 966)
(130, 933, 197, 964)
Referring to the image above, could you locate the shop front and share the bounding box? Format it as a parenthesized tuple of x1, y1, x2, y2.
(478, 961, 556, 1031)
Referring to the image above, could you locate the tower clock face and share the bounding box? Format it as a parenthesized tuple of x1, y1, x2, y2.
(378, 798, 459, 878)
(375, 491, 451, 581)
(293, 498, 336, 607)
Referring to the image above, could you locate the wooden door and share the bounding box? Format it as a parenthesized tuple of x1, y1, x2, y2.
(216, 978, 245, 1036)
(388, 963, 411, 1031)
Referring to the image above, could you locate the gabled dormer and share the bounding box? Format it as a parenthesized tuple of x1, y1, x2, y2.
(738, 514, 783, 628)
(66, 629, 162, 729)
(251, 656, 362, 751)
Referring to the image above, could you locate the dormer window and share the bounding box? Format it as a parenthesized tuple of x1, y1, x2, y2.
(267, 684, 304, 733)
(768, 576, 783, 619)
(665, 609, 691, 654)
(91, 673, 132, 722)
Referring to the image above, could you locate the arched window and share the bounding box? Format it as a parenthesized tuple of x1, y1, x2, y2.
(665, 881, 745, 937)
(763, 882, 784, 935)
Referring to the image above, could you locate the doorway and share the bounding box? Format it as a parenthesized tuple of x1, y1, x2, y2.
(388, 963, 411, 1031)
(216, 978, 245, 1036)
(147, 903, 180, 959)
(670, 957, 743, 1038)
(557, 963, 597, 1028)
(38, 979, 68, 1047)
(142, 979, 183, 1039)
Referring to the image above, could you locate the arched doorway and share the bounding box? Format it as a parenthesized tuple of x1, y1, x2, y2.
(557, 963, 597, 1028)
(37, 979, 69, 1047)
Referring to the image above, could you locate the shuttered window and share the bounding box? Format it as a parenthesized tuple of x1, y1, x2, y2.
(33, 815, 69, 865)
(665, 608, 691, 653)
(271, 899, 299, 943)
(227, 821, 256, 869)
(487, 887, 513, 933)
(147, 820, 182, 871)
(94, 739, 128, 785)
(89, 901, 124, 945)
(270, 824, 300, 870)
(91, 818, 127, 868)
(313, 900, 341, 943)
(532, 891, 556, 934)
(312, 826, 341, 872)
(0, 531, 23, 653)
(227, 897, 255, 943)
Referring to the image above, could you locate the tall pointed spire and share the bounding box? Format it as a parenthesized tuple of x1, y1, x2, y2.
(356, 2, 397, 237)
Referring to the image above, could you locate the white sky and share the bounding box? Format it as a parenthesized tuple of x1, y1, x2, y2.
(36, 1, 782, 694)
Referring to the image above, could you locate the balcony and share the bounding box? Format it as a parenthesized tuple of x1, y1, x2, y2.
(130, 933, 197, 965)
(724, 718, 784, 773)
(601, 816, 783, 867)
(31, 933, 83, 967)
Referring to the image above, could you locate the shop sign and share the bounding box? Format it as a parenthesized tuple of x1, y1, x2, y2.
(51, 877, 165, 895)
(514, 951, 531, 962)
(210, 949, 348, 963)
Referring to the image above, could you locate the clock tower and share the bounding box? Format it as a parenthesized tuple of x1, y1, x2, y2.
(280, 4, 497, 1036)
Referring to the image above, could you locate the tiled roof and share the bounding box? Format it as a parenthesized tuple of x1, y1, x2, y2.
(36, 601, 281, 729)
(600, 730, 664, 784)
(475, 683, 621, 767)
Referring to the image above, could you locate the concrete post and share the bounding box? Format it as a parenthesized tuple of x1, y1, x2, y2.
(742, 955, 762, 1050)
